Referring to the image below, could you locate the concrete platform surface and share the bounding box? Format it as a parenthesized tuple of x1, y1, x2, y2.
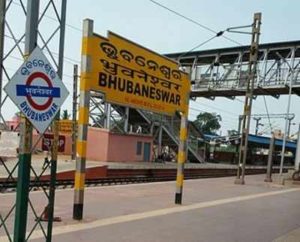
(1, 174, 300, 242)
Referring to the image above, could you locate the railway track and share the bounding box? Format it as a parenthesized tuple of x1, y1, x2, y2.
(0, 174, 233, 193)
(0, 167, 287, 193)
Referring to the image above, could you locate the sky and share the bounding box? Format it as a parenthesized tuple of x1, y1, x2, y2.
(2, 0, 300, 137)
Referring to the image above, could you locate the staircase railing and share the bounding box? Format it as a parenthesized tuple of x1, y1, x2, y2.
(108, 104, 204, 163)
(137, 110, 205, 163)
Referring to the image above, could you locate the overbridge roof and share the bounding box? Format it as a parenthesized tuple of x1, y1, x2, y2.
(165, 40, 300, 65)
(248, 134, 297, 151)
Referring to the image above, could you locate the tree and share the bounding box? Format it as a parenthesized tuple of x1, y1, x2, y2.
(193, 112, 221, 135)
(61, 109, 71, 120)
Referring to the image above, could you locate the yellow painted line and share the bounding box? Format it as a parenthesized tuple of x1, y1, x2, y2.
(2, 187, 297, 241)
(81, 37, 89, 55)
(177, 151, 185, 163)
(76, 140, 87, 158)
(81, 36, 99, 55)
(74, 172, 86, 190)
(179, 127, 187, 140)
(176, 173, 184, 187)
(79, 73, 90, 90)
(78, 107, 89, 125)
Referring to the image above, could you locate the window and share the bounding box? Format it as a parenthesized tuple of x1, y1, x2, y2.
(136, 141, 142, 155)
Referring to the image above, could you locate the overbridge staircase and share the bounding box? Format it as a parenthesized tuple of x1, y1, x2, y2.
(110, 105, 205, 163)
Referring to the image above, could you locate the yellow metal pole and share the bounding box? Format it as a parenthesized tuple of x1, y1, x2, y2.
(175, 104, 189, 204)
(73, 19, 92, 220)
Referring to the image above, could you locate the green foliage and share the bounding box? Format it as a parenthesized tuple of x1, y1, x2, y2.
(193, 112, 221, 134)
(61, 109, 70, 120)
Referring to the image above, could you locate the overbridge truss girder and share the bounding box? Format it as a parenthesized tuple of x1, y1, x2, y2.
(165, 40, 300, 98)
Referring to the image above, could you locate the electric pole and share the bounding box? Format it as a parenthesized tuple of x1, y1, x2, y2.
(72, 64, 78, 160)
(279, 49, 296, 176)
(287, 116, 295, 139)
(254, 117, 263, 135)
(235, 12, 261, 185)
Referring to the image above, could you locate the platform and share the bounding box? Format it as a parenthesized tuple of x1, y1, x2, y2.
(0, 154, 293, 179)
(1, 174, 300, 241)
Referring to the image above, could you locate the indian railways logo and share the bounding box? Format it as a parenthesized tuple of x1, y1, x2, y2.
(16, 72, 60, 111)
(4, 46, 69, 133)
(16, 71, 60, 123)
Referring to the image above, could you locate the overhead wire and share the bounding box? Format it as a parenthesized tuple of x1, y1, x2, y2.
(4, 31, 80, 66)
(9, 1, 82, 66)
(147, 0, 281, 136)
(11, 0, 82, 32)
(235, 96, 273, 120)
(263, 95, 273, 132)
(177, 35, 218, 59)
(3, 55, 74, 87)
(148, 0, 242, 46)
(147, 0, 261, 132)
(189, 105, 235, 122)
(3, 35, 78, 88)
(190, 99, 237, 117)
(9, 0, 274, 135)
(189, 107, 237, 129)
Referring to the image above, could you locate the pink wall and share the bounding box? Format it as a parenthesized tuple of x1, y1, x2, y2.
(107, 132, 153, 162)
(6, 116, 21, 131)
(24, 125, 153, 163)
(86, 127, 109, 161)
(86, 127, 153, 162)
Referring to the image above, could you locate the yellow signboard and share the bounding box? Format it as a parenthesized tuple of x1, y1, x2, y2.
(82, 31, 190, 115)
(59, 119, 73, 133)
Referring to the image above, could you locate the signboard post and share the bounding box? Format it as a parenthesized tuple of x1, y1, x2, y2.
(73, 19, 190, 220)
(59, 119, 74, 133)
(42, 134, 66, 152)
(4, 45, 68, 240)
(5, 2, 39, 240)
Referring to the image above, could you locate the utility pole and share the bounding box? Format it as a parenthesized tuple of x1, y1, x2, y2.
(295, 123, 300, 171)
(279, 48, 295, 176)
(13, 1, 39, 241)
(72, 64, 78, 160)
(264, 133, 275, 182)
(287, 116, 295, 139)
(235, 115, 243, 176)
(254, 117, 263, 135)
(235, 13, 261, 185)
